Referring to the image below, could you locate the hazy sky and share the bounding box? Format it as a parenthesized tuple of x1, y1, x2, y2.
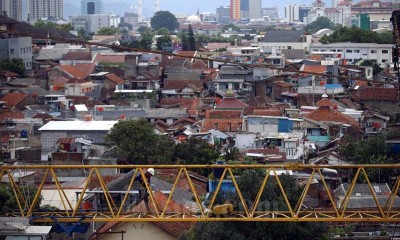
(65, 0, 307, 18)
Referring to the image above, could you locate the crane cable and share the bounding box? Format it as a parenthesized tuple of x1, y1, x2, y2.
(0, 29, 398, 87)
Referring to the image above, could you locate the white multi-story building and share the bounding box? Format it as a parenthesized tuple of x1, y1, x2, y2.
(307, 0, 325, 23)
(109, 15, 120, 28)
(29, 0, 63, 22)
(70, 14, 110, 34)
(285, 4, 300, 23)
(0, 37, 33, 70)
(310, 42, 393, 66)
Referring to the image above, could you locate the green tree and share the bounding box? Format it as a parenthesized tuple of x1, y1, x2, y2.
(156, 34, 171, 51)
(319, 26, 392, 44)
(137, 26, 151, 34)
(140, 30, 154, 50)
(188, 24, 196, 51)
(360, 59, 383, 76)
(221, 23, 240, 32)
(106, 119, 174, 164)
(0, 58, 25, 76)
(0, 185, 42, 212)
(340, 134, 397, 183)
(305, 17, 336, 34)
(180, 32, 189, 51)
(174, 138, 219, 176)
(156, 27, 170, 35)
(97, 27, 119, 35)
(58, 23, 73, 32)
(179, 171, 328, 240)
(151, 11, 179, 31)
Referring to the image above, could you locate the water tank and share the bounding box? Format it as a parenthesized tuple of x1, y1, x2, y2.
(20, 129, 28, 138)
(213, 160, 226, 178)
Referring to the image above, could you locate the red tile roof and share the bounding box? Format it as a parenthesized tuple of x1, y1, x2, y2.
(206, 110, 242, 118)
(303, 65, 326, 74)
(33, 113, 53, 120)
(163, 80, 204, 92)
(58, 65, 88, 79)
(216, 97, 247, 109)
(273, 81, 294, 88)
(351, 87, 399, 102)
(93, 54, 126, 64)
(106, 73, 124, 84)
(0, 108, 24, 122)
(56, 137, 75, 144)
(305, 106, 359, 127)
(51, 76, 70, 87)
(316, 98, 335, 108)
(202, 118, 243, 132)
(0, 93, 29, 108)
(62, 51, 92, 61)
(173, 51, 197, 60)
(75, 63, 95, 76)
(66, 78, 90, 84)
(253, 109, 282, 116)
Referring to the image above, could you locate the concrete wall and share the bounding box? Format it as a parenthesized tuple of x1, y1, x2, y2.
(95, 222, 174, 240)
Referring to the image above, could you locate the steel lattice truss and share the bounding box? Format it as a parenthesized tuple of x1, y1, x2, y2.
(0, 164, 400, 223)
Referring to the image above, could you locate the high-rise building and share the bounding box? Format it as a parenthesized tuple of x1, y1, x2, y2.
(81, 0, 103, 15)
(216, 6, 231, 24)
(285, 4, 300, 23)
(28, 0, 63, 22)
(240, 0, 261, 19)
(230, 0, 240, 21)
(262, 7, 279, 21)
(0, 0, 23, 21)
(249, 0, 261, 19)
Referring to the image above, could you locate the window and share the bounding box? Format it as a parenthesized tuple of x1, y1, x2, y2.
(382, 50, 389, 54)
(346, 49, 352, 53)
(337, 49, 343, 52)
(10, 49, 14, 54)
(371, 50, 377, 53)
(382, 59, 388, 63)
(354, 49, 360, 53)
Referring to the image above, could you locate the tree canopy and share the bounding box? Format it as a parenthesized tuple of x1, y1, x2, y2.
(156, 34, 172, 51)
(179, 170, 327, 239)
(188, 25, 196, 51)
(106, 119, 174, 164)
(319, 26, 393, 44)
(339, 134, 397, 183)
(304, 17, 336, 34)
(34, 20, 73, 32)
(0, 58, 25, 76)
(151, 11, 179, 32)
(0, 185, 41, 212)
(97, 27, 119, 35)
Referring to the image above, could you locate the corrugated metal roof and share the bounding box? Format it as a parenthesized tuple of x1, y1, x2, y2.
(39, 121, 117, 131)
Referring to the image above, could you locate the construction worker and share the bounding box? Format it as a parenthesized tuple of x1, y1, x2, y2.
(134, 168, 155, 212)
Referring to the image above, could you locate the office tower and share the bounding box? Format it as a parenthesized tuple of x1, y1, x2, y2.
(230, 0, 240, 21)
(217, 6, 231, 24)
(249, 0, 261, 19)
(81, 0, 103, 15)
(0, 0, 23, 21)
(285, 4, 300, 23)
(240, 0, 261, 19)
(28, 0, 63, 22)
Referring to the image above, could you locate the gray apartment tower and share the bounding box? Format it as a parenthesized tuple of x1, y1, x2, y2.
(81, 0, 103, 15)
(0, 0, 23, 21)
(28, 0, 63, 22)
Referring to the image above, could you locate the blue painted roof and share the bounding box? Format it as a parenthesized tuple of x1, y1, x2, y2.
(307, 135, 330, 142)
(325, 84, 343, 89)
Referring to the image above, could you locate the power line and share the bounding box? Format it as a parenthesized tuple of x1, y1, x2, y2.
(0, 29, 398, 87)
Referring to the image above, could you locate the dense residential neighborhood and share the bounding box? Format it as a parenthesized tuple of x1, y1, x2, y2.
(0, 0, 400, 239)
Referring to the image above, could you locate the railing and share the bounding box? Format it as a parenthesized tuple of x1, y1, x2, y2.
(0, 164, 399, 223)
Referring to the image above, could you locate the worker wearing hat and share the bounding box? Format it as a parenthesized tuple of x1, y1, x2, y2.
(134, 168, 155, 212)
